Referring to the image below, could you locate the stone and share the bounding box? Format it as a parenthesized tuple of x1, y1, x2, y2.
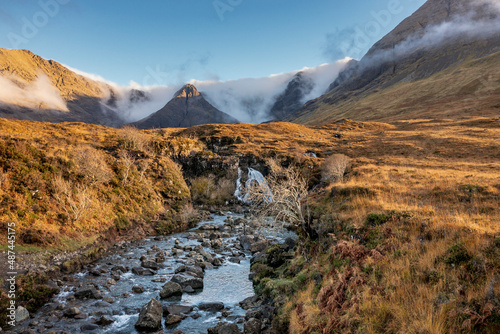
(89, 269, 101, 276)
(245, 309, 263, 320)
(250, 241, 270, 254)
(164, 304, 193, 315)
(142, 260, 160, 270)
(229, 257, 241, 264)
(171, 274, 203, 289)
(132, 284, 145, 293)
(75, 286, 102, 300)
(132, 267, 156, 276)
(207, 322, 241, 334)
(93, 301, 111, 308)
(239, 296, 260, 310)
(95, 315, 115, 326)
(135, 298, 163, 331)
(239, 235, 255, 251)
(103, 296, 115, 303)
(106, 278, 117, 285)
(183, 286, 195, 293)
(80, 324, 100, 331)
(74, 313, 88, 319)
(212, 258, 224, 266)
(159, 281, 183, 299)
(112, 265, 127, 273)
(165, 314, 182, 325)
(15, 306, 30, 322)
(152, 277, 167, 283)
(199, 302, 225, 312)
(244, 318, 262, 334)
(63, 307, 80, 318)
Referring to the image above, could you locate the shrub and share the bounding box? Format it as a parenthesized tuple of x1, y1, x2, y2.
(365, 213, 391, 227)
(74, 146, 112, 186)
(321, 154, 351, 183)
(119, 126, 150, 152)
(444, 242, 472, 266)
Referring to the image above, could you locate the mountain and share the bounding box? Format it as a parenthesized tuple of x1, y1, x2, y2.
(132, 84, 238, 129)
(290, 0, 500, 125)
(0, 48, 125, 126)
(269, 72, 315, 120)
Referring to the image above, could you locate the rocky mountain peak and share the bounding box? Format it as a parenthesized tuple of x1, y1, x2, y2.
(174, 84, 201, 99)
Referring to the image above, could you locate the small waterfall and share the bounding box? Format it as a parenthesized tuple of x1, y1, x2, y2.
(234, 167, 273, 203)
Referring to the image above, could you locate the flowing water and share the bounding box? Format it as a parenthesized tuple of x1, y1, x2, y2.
(19, 214, 295, 334)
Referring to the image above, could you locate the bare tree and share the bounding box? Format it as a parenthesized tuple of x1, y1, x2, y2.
(52, 175, 93, 222)
(119, 150, 136, 185)
(249, 160, 310, 235)
(74, 146, 113, 186)
(321, 154, 351, 183)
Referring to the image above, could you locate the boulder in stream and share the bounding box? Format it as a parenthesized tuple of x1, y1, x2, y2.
(132, 267, 156, 276)
(135, 298, 163, 331)
(208, 322, 241, 334)
(199, 302, 225, 312)
(75, 286, 102, 300)
(171, 274, 204, 289)
(159, 281, 183, 299)
(164, 304, 193, 315)
(165, 314, 183, 325)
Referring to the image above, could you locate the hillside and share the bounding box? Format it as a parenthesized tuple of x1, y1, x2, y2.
(0, 49, 125, 126)
(132, 84, 238, 129)
(0, 119, 192, 253)
(290, 0, 500, 124)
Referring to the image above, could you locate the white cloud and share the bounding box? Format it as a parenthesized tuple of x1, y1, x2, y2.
(61, 59, 351, 124)
(0, 73, 68, 111)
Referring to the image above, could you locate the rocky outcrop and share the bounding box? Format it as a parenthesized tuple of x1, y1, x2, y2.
(269, 72, 314, 120)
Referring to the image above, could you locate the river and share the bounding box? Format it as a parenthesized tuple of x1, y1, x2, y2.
(15, 213, 295, 334)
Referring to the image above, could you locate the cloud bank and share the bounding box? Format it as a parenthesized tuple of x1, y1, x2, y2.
(66, 59, 351, 124)
(0, 73, 68, 111)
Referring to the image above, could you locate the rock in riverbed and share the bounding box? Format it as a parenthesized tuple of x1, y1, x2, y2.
(160, 281, 183, 299)
(199, 302, 225, 312)
(135, 298, 163, 331)
(207, 322, 241, 334)
(171, 274, 204, 289)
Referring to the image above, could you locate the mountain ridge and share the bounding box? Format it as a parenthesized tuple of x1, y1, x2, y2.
(289, 0, 500, 124)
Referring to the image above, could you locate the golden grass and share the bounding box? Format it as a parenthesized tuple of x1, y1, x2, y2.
(194, 116, 499, 333)
(0, 119, 190, 249)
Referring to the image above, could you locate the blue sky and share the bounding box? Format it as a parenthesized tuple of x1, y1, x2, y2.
(0, 0, 426, 86)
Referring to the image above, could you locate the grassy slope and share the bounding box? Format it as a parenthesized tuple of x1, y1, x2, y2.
(179, 117, 500, 333)
(292, 52, 500, 125)
(0, 119, 191, 250)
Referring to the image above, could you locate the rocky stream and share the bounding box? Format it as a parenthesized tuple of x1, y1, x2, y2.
(10, 213, 296, 334)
